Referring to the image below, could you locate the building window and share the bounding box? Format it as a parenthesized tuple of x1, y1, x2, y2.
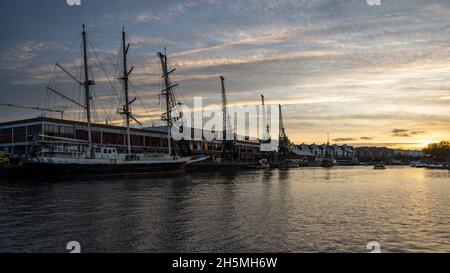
(145, 136, 161, 147)
(60, 126, 75, 138)
(13, 127, 27, 143)
(44, 124, 74, 139)
(0, 128, 12, 144)
(27, 125, 42, 141)
(102, 132, 125, 145)
(131, 135, 144, 147)
(92, 132, 101, 144)
(76, 129, 87, 141)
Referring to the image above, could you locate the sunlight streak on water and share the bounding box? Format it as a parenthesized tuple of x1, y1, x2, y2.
(0, 166, 449, 253)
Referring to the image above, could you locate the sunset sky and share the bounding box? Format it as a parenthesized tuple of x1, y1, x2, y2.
(1, 0, 450, 149)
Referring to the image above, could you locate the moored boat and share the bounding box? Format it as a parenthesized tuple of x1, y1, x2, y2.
(321, 159, 334, 168)
(373, 163, 386, 170)
(247, 159, 270, 170)
(275, 159, 300, 170)
(425, 163, 447, 170)
(321, 134, 334, 168)
(415, 162, 426, 168)
(1, 26, 207, 180)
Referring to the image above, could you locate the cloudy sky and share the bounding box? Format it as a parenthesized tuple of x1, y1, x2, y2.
(1, 0, 450, 149)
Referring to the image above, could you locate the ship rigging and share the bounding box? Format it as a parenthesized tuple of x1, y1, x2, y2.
(1, 25, 206, 178)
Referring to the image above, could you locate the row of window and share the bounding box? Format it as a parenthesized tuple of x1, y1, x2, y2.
(44, 124, 74, 139)
(0, 124, 258, 152)
(0, 125, 43, 144)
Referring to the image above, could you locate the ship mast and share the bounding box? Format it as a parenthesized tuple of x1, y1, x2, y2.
(117, 28, 141, 157)
(261, 94, 270, 141)
(220, 76, 235, 162)
(82, 24, 94, 157)
(158, 50, 178, 157)
(326, 132, 331, 158)
(220, 76, 228, 143)
(47, 25, 94, 156)
(121, 27, 132, 155)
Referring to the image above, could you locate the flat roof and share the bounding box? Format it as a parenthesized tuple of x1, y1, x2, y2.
(0, 116, 164, 135)
(0, 117, 261, 146)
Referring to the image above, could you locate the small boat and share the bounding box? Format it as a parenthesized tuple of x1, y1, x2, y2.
(321, 159, 334, 168)
(426, 164, 446, 170)
(277, 159, 300, 170)
(373, 163, 386, 170)
(247, 159, 270, 170)
(415, 162, 426, 168)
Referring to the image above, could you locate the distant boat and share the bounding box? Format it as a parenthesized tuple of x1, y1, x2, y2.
(426, 163, 446, 170)
(247, 159, 270, 170)
(374, 163, 386, 170)
(278, 159, 300, 170)
(410, 161, 425, 168)
(321, 133, 334, 168)
(321, 159, 334, 168)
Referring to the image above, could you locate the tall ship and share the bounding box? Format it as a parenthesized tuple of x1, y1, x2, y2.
(321, 133, 334, 168)
(1, 25, 206, 179)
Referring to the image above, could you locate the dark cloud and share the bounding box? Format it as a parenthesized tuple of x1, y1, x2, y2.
(360, 137, 373, 140)
(348, 142, 422, 148)
(332, 137, 356, 142)
(393, 133, 413, 138)
(391, 129, 426, 138)
(392, 129, 409, 134)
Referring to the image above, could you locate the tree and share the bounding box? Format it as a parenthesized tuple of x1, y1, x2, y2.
(423, 141, 450, 162)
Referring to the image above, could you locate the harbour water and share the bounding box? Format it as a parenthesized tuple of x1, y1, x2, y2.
(0, 166, 449, 253)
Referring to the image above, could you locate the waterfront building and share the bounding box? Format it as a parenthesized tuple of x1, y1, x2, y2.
(393, 149, 423, 158)
(355, 147, 393, 162)
(355, 147, 422, 162)
(296, 143, 356, 160)
(0, 117, 261, 162)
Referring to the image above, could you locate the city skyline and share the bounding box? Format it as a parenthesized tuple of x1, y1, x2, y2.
(1, 0, 450, 149)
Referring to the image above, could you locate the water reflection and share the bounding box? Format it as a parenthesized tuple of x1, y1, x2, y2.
(0, 166, 449, 253)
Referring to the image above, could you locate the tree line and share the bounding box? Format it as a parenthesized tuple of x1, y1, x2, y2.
(423, 141, 450, 162)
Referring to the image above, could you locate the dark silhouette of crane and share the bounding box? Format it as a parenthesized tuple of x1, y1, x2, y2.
(220, 76, 236, 162)
(278, 104, 290, 159)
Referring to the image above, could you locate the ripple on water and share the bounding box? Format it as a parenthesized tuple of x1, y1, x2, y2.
(0, 166, 449, 252)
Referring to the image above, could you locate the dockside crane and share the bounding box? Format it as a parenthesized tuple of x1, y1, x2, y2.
(220, 76, 236, 162)
(278, 104, 290, 159)
(260, 94, 271, 143)
(0, 102, 66, 119)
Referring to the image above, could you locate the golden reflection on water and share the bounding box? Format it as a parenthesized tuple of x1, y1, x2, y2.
(262, 166, 450, 252)
(0, 166, 449, 253)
